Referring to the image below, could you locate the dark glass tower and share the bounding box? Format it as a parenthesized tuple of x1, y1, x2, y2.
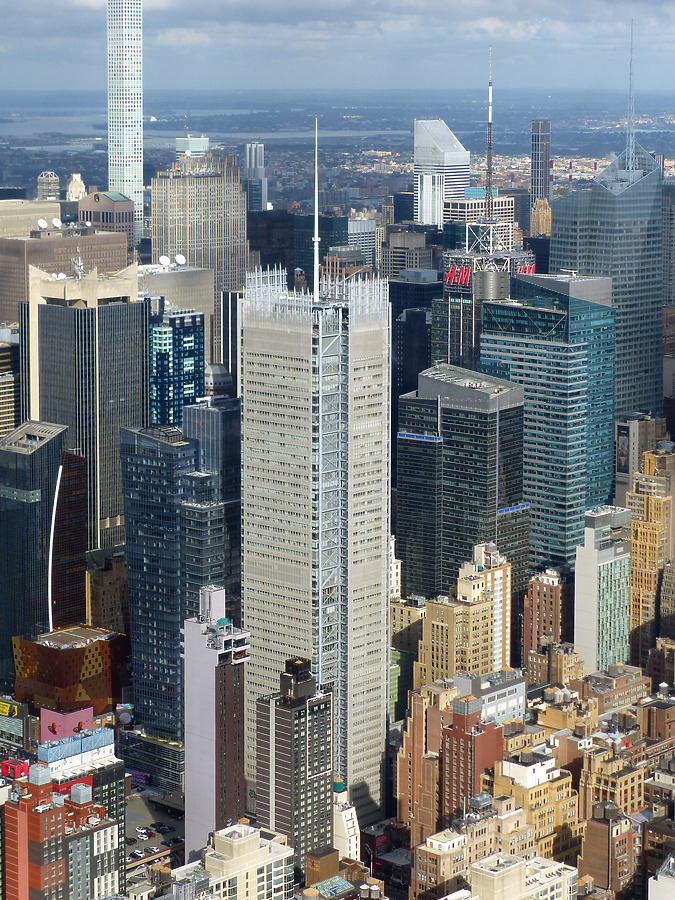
(0, 422, 68, 687)
(397, 365, 527, 601)
(481, 273, 615, 568)
(149, 305, 205, 428)
(550, 144, 662, 417)
(183, 397, 241, 621)
(120, 425, 200, 740)
(531, 120, 551, 206)
(20, 267, 149, 550)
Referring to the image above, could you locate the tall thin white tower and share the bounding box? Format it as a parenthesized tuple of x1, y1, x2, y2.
(107, 0, 143, 246)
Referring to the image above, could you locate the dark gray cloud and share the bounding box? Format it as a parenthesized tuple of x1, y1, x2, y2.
(1, 1, 674, 92)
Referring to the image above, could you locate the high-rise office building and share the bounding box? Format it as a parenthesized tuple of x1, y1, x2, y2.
(481, 273, 615, 568)
(397, 365, 526, 600)
(107, 0, 143, 245)
(0, 226, 128, 325)
(78, 190, 135, 248)
(0, 422, 67, 688)
(414, 120, 470, 228)
(36, 171, 59, 201)
(530, 121, 551, 208)
(243, 141, 268, 212)
(574, 506, 632, 675)
(431, 246, 533, 373)
(184, 586, 250, 859)
(120, 425, 200, 740)
(626, 448, 675, 667)
(523, 569, 573, 664)
(256, 659, 333, 877)
(151, 153, 249, 297)
(242, 269, 389, 824)
(183, 397, 241, 614)
(21, 265, 149, 550)
(149, 304, 205, 428)
(0, 338, 20, 437)
(614, 413, 668, 506)
(550, 143, 663, 416)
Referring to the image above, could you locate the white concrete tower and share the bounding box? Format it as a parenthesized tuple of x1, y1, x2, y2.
(107, 0, 143, 246)
(241, 268, 390, 825)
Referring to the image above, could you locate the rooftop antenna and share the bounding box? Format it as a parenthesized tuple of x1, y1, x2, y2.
(313, 117, 320, 301)
(485, 47, 494, 221)
(626, 21, 636, 172)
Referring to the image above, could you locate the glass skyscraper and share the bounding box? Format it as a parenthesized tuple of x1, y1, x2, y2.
(107, 0, 143, 245)
(0, 422, 67, 688)
(530, 120, 551, 206)
(550, 144, 662, 417)
(21, 266, 149, 550)
(397, 365, 527, 602)
(149, 306, 205, 428)
(481, 273, 615, 568)
(121, 426, 200, 740)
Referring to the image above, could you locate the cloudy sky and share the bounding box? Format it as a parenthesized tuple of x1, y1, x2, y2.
(1, 1, 673, 93)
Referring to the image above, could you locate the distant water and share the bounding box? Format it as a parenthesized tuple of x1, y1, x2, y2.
(1, 88, 674, 155)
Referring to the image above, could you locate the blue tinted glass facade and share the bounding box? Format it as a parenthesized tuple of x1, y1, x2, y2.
(481, 275, 615, 568)
(149, 310, 205, 429)
(550, 146, 662, 417)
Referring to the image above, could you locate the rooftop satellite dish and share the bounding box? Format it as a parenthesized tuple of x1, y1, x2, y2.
(57, 273, 67, 280)
(52, 217, 62, 229)
(85, 221, 92, 228)
(37, 219, 48, 230)
(158, 255, 171, 267)
(175, 254, 186, 266)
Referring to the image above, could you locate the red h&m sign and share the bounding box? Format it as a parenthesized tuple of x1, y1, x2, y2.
(517, 264, 536, 274)
(445, 265, 471, 286)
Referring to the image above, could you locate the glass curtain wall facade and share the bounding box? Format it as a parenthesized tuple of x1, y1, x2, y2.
(0, 422, 68, 688)
(397, 365, 526, 598)
(531, 120, 551, 206)
(550, 145, 662, 417)
(107, 0, 143, 245)
(480, 274, 615, 568)
(149, 308, 205, 428)
(241, 269, 389, 825)
(120, 426, 199, 740)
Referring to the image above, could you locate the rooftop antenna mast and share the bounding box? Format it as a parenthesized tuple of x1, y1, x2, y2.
(313, 117, 320, 301)
(485, 47, 494, 222)
(626, 21, 636, 172)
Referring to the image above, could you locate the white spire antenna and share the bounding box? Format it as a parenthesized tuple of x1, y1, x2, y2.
(627, 21, 636, 172)
(313, 117, 320, 301)
(485, 47, 494, 221)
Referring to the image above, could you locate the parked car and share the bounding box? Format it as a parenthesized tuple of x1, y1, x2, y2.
(148, 846, 161, 853)
(132, 850, 144, 858)
(126, 837, 137, 846)
(161, 840, 172, 848)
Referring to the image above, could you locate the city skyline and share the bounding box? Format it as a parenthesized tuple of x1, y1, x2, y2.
(0, 3, 672, 93)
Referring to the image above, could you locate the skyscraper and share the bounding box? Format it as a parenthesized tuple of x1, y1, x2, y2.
(0, 422, 70, 688)
(550, 143, 662, 416)
(149, 304, 205, 428)
(530, 120, 551, 207)
(151, 153, 249, 300)
(243, 141, 268, 212)
(107, 0, 143, 245)
(481, 273, 615, 568)
(397, 365, 526, 600)
(242, 268, 390, 824)
(21, 265, 149, 550)
(413, 120, 470, 228)
(184, 586, 250, 859)
(120, 425, 200, 740)
(256, 659, 333, 878)
(574, 506, 632, 675)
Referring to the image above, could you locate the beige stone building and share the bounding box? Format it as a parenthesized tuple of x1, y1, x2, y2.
(491, 747, 582, 865)
(579, 747, 644, 820)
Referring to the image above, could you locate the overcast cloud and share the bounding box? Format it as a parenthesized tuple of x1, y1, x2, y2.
(1, 1, 674, 93)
